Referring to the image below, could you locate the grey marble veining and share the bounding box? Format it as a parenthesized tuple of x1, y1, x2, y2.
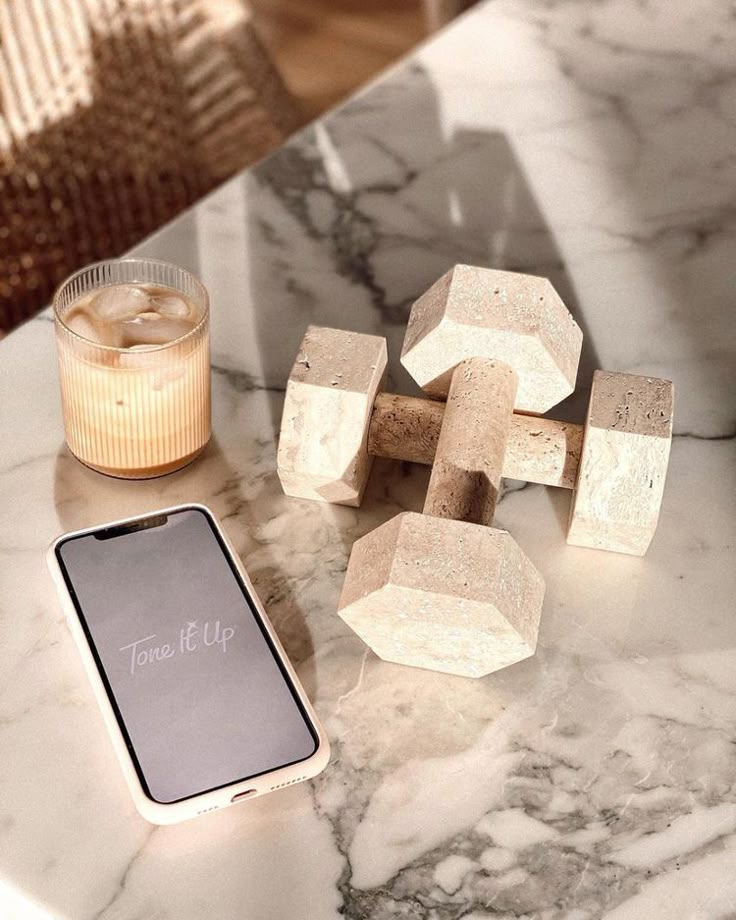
(1, 0, 735, 917)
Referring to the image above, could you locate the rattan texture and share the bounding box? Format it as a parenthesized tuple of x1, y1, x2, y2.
(0, 0, 300, 331)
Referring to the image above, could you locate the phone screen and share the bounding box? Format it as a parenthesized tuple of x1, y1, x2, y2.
(55, 507, 318, 804)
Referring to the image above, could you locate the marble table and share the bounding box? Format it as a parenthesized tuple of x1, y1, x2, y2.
(1, 0, 735, 917)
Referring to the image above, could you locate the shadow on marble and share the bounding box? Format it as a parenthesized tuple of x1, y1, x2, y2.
(134, 66, 602, 435)
(243, 66, 601, 431)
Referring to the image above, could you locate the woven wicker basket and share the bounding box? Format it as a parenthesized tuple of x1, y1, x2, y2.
(0, 0, 300, 332)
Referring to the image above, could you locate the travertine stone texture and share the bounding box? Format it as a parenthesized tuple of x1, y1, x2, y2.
(337, 512, 545, 678)
(368, 393, 584, 489)
(567, 371, 674, 555)
(504, 416, 583, 490)
(277, 325, 387, 505)
(424, 358, 517, 525)
(368, 392, 446, 466)
(400, 265, 583, 413)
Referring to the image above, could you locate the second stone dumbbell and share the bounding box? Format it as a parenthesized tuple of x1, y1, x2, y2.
(278, 323, 672, 558)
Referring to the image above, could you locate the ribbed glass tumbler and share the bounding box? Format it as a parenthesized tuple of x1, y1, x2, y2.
(53, 258, 211, 478)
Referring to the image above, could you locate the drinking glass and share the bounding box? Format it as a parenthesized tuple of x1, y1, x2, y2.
(53, 258, 211, 478)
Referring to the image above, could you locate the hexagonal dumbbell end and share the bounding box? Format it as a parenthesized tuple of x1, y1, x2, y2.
(568, 371, 674, 555)
(401, 265, 583, 414)
(337, 512, 545, 678)
(277, 326, 387, 505)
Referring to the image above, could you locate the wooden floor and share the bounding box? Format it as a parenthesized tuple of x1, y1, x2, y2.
(250, 0, 429, 119)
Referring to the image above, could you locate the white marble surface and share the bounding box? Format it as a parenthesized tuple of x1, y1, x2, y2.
(1, 0, 735, 917)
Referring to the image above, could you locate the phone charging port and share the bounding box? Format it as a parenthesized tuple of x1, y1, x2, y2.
(231, 788, 258, 803)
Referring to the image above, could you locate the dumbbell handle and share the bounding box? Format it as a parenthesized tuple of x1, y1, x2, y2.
(368, 392, 584, 490)
(424, 359, 518, 525)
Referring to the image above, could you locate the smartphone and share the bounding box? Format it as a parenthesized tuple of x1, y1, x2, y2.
(47, 503, 329, 824)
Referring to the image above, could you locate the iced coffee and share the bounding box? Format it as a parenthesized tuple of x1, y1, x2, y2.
(54, 259, 210, 478)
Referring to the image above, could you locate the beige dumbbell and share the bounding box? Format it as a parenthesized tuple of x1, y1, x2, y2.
(278, 267, 673, 556)
(279, 266, 587, 677)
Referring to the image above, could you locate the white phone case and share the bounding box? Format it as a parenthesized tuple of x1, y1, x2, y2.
(47, 502, 330, 825)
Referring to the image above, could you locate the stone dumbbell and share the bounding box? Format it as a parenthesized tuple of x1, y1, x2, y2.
(279, 266, 587, 677)
(278, 266, 673, 556)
